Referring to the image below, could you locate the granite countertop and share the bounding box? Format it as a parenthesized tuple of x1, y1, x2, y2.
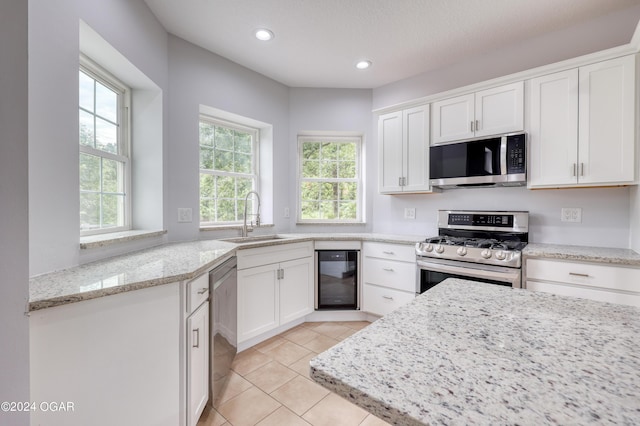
(310, 278, 640, 425)
(29, 233, 423, 312)
(523, 243, 640, 266)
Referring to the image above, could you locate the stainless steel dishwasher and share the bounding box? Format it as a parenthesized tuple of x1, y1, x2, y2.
(209, 256, 237, 407)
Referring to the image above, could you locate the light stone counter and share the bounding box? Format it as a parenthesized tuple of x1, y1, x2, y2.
(523, 243, 640, 266)
(29, 233, 424, 311)
(310, 278, 640, 426)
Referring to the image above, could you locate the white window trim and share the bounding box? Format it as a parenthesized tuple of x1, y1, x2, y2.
(79, 55, 132, 236)
(199, 115, 260, 226)
(297, 134, 364, 224)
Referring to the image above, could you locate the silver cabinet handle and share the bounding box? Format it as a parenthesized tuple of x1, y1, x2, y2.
(382, 295, 394, 300)
(569, 272, 590, 278)
(382, 251, 395, 255)
(470, 121, 474, 132)
(475, 120, 479, 131)
(382, 268, 395, 272)
(197, 288, 208, 295)
(192, 328, 200, 348)
(572, 163, 577, 177)
(580, 163, 584, 177)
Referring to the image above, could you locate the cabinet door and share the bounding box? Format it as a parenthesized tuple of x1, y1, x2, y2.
(474, 82, 524, 137)
(238, 265, 278, 342)
(528, 70, 579, 187)
(403, 104, 431, 192)
(279, 257, 314, 324)
(187, 302, 209, 426)
(432, 93, 475, 144)
(578, 55, 636, 185)
(378, 111, 404, 193)
(362, 284, 415, 317)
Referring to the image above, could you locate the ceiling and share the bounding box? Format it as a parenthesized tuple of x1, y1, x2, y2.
(145, 0, 640, 89)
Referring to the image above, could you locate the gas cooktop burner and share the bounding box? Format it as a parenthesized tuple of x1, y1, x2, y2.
(424, 236, 527, 251)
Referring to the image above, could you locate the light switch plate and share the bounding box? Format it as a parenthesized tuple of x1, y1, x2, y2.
(561, 207, 582, 223)
(178, 208, 192, 223)
(404, 208, 416, 220)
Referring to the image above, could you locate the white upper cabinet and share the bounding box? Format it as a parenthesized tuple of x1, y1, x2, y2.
(378, 104, 432, 194)
(432, 82, 524, 144)
(528, 55, 636, 188)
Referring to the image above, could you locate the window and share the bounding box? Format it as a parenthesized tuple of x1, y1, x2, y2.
(79, 61, 130, 235)
(199, 118, 258, 225)
(298, 135, 362, 222)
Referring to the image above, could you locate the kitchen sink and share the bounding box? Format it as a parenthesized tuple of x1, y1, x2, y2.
(222, 234, 290, 244)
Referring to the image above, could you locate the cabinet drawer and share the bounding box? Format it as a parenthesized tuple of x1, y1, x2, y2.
(188, 273, 209, 314)
(526, 258, 640, 293)
(362, 284, 415, 317)
(363, 242, 416, 262)
(363, 257, 416, 293)
(526, 280, 640, 308)
(238, 241, 313, 270)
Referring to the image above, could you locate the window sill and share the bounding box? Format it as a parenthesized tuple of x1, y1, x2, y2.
(80, 229, 167, 250)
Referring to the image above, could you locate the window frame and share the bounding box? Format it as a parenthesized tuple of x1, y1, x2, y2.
(79, 56, 132, 236)
(297, 134, 364, 224)
(199, 116, 260, 226)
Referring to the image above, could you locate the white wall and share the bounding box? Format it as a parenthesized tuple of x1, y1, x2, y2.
(371, 5, 640, 249)
(167, 35, 291, 242)
(288, 88, 374, 232)
(29, 0, 169, 275)
(0, 1, 30, 423)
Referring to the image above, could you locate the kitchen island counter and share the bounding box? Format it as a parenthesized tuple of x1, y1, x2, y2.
(310, 278, 640, 425)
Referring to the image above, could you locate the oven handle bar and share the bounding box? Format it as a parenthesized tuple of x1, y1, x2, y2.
(416, 259, 521, 285)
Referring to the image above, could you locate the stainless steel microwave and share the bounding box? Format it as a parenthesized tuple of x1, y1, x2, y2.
(429, 133, 526, 189)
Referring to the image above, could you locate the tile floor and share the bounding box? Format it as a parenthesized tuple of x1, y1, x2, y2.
(197, 321, 390, 426)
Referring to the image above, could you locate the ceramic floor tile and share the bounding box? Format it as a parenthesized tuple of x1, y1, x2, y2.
(253, 335, 288, 353)
(231, 348, 273, 376)
(196, 406, 227, 426)
(302, 393, 369, 426)
(213, 371, 253, 408)
(217, 386, 281, 426)
(283, 326, 321, 346)
(255, 406, 312, 426)
(288, 352, 317, 379)
(271, 375, 330, 416)
(244, 361, 297, 393)
(302, 334, 339, 353)
(310, 323, 353, 339)
(360, 413, 392, 426)
(261, 340, 312, 366)
(336, 328, 358, 340)
(339, 321, 372, 330)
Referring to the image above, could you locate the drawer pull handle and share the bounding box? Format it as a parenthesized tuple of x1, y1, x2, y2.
(192, 328, 200, 348)
(569, 272, 590, 278)
(382, 251, 395, 255)
(383, 268, 395, 272)
(382, 295, 394, 300)
(197, 288, 208, 295)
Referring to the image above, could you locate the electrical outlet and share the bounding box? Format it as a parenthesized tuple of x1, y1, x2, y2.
(178, 208, 192, 223)
(561, 207, 582, 223)
(404, 207, 416, 220)
(284, 207, 290, 218)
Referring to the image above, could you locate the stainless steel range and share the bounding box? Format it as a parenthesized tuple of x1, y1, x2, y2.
(416, 210, 529, 293)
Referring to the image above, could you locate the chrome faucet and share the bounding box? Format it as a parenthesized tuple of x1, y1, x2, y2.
(242, 190, 261, 237)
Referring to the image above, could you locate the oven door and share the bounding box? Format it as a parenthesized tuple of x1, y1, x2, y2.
(416, 257, 521, 294)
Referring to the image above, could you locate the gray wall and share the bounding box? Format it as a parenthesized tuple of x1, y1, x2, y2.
(0, 0, 30, 423)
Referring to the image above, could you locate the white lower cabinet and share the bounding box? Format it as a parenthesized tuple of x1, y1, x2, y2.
(361, 242, 416, 316)
(525, 258, 640, 307)
(185, 272, 211, 426)
(237, 242, 314, 343)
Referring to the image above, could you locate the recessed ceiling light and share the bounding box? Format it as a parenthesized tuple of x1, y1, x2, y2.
(356, 60, 372, 70)
(254, 29, 274, 41)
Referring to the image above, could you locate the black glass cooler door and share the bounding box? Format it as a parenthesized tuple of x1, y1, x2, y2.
(317, 250, 358, 310)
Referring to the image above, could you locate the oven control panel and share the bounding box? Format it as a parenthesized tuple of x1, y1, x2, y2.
(448, 213, 513, 227)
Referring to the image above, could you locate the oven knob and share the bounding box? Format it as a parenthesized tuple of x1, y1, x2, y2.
(456, 247, 467, 256)
(495, 250, 506, 260)
(435, 245, 445, 254)
(425, 244, 434, 252)
(480, 249, 492, 259)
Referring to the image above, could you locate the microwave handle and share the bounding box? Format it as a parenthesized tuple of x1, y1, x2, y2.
(500, 137, 507, 175)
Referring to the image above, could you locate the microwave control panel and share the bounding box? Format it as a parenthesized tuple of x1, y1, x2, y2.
(506, 134, 526, 174)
